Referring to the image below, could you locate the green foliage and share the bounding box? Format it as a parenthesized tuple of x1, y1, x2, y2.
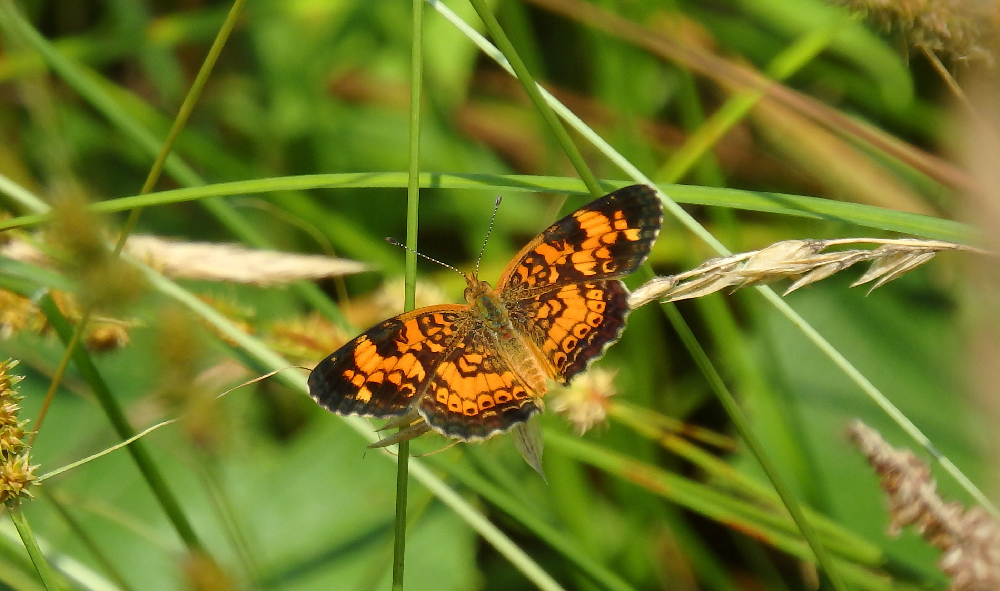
(0, 0, 990, 589)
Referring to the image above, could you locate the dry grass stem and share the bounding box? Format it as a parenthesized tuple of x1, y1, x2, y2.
(2, 234, 369, 286)
(848, 421, 1000, 591)
(629, 238, 980, 309)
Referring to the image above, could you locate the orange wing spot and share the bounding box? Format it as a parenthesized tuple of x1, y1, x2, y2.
(458, 356, 477, 373)
(357, 386, 372, 403)
(548, 297, 565, 312)
(465, 353, 484, 363)
(368, 371, 385, 384)
(350, 374, 365, 387)
(477, 394, 496, 409)
(388, 372, 403, 385)
(463, 400, 478, 416)
(601, 232, 618, 245)
(574, 210, 601, 223)
(587, 300, 606, 313)
(354, 339, 383, 374)
(426, 340, 445, 353)
(495, 390, 511, 403)
(587, 289, 603, 299)
(448, 394, 462, 411)
(400, 383, 417, 397)
(586, 311, 603, 327)
(436, 387, 449, 403)
(576, 261, 597, 275)
(613, 219, 629, 230)
(549, 267, 560, 282)
(402, 320, 424, 348)
(601, 260, 617, 273)
(623, 228, 641, 241)
(535, 243, 563, 264)
(549, 324, 569, 342)
(552, 352, 568, 368)
(595, 247, 611, 259)
(536, 304, 551, 319)
(485, 372, 505, 391)
(573, 324, 591, 338)
(511, 386, 527, 400)
(342, 369, 356, 380)
(571, 250, 594, 263)
(562, 302, 587, 322)
(562, 337, 578, 353)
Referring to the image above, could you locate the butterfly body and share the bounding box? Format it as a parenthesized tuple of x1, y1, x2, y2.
(309, 185, 663, 441)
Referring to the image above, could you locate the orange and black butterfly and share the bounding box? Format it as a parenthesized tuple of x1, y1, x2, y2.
(308, 185, 663, 441)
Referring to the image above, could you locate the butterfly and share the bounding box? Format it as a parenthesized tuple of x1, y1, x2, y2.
(308, 185, 663, 441)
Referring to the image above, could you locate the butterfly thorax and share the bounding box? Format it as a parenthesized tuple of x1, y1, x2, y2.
(465, 276, 514, 340)
(465, 274, 548, 394)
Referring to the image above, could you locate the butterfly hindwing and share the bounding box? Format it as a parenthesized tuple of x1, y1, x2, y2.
(506, 280, 629, 383)
(308, 305, 467, 418)
(417, 321, 541, 441)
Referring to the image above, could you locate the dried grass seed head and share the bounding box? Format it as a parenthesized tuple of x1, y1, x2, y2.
(848, 420, 1000, 591)
(46, 196, 147, 312)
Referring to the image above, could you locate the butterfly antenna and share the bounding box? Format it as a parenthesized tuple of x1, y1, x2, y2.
(474, 195, 503, 278)
(385, 237, 465, 276)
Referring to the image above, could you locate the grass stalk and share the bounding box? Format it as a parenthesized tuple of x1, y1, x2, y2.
(655, 16, 848, 183)
(6, 502, 63, 591)
(28, 0, 247, 442)
(466, 0, 602, 198)
(35, 293, 204, 552)
(655, 297, 851, 591)
(393, 0, 425, 587)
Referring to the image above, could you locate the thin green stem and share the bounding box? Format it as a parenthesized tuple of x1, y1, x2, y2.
(7, 502, 63, 591)
(35, 293, 204, 552)
(466, 0, 602, 198)
(26, 0, 247, 445)
(41, 490, 137, 591)
(655, 293, 851, 591)
(393, 0, 424, 587)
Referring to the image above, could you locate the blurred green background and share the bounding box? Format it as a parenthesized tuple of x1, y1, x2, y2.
(0, 0, 993, 590)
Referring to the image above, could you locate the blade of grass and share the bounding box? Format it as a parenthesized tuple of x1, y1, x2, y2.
(34, 293, 203, 553)
(428, 456, 637, 591)
(6, 503, 63, 591)
(394, 0, 425, 587)
(0, 173, 972, 242)
(656, 294, 851, 591)
(0, 0, 347, 329)
(466, 0, 602, 198)
(426, 0, 999, 520)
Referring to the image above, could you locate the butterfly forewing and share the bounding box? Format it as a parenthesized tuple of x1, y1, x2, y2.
(308, 305, 467, 418)
(496, 184, 663, 296)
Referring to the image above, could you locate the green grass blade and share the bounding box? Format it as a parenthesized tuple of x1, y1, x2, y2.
(0, 173, 971, 242)
(6, 504, 63, 591)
